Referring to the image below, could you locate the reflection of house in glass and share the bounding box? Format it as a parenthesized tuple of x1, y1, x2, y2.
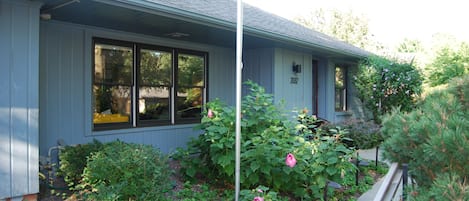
(138, 87, 170, 121)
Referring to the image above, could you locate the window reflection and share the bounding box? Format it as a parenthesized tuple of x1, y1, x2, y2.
(92, 38, 207, 130)
(177, 53, 205, 120)
(177, 87, 203, 119)
(138, 49, 172, 122)
(93, 43, 132, 125)
(335, 66, 347, 111)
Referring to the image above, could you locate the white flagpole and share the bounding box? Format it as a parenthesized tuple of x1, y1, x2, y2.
(235, 0, 243, 200)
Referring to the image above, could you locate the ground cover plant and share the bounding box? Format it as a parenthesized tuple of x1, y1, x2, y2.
(381, 75, 469, 200)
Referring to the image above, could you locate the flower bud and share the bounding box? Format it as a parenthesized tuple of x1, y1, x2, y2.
(207, 109, 213, 118)
(285, 153, 297, 168)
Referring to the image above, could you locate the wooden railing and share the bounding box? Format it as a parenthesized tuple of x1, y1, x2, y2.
(373, 163, 409, 201)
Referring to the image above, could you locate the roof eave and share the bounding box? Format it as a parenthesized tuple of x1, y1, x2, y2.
(93, 0, 371, 59)
(243, 26, 371, 59)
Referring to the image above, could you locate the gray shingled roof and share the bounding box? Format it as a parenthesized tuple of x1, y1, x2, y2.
(141, 0, 371, 58)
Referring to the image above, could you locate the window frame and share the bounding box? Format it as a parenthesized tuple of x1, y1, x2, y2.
(92, 37, 208, 131)
(136, 44, 174, 127)
(174, 49, 208, 124)
(334, 65, 348, 112)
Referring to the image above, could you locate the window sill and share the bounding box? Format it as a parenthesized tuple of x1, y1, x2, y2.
(335, 111, 352, 116)
(90, 123, 199, 137)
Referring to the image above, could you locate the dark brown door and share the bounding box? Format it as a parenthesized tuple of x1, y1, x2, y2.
(312, 60, 318, 115)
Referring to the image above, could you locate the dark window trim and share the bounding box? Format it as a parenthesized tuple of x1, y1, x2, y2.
(92, 37, 208, 131)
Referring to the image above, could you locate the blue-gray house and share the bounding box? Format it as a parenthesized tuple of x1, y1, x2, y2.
(0, 0, 370, 200)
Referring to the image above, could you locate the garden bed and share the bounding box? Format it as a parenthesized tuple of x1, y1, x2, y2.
(39, 158, 388, 201)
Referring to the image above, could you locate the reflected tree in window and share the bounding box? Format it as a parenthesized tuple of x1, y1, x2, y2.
(92, 38, 207, 130)
(138, 49, 172, 122)
(177, 53, 205, 119)
(335, 66, 347, 111)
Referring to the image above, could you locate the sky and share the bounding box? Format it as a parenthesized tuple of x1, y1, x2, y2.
(244, 0, 469, 47)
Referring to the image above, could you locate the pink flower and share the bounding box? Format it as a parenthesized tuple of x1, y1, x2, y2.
(253, 196, 264, 201)
(207, 109, 213, 118)
(257, 189, 263, 193)
(285, 153, 297, 168)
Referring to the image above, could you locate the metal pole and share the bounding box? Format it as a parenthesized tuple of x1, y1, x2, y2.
(323, 182, 328, 201)
(375, 146, 379, 168)
(402, 163, 408, 200)
(235, 0, 243, 200)
(356, 152, 359, 186)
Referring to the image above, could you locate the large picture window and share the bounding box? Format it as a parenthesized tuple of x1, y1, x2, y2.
(92, 38, 207, 130)
(335, 66, 347, 112)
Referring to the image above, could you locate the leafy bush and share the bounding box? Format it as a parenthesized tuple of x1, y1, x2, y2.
(381, 75, 469, 188)
(177, 81, 354, 199)
(354, 56, 423, 122)
(329, 118, 383, 149)
(78, 140, 171, 201)
(58, 139, 103, 189)
(298, 112, 382, 150)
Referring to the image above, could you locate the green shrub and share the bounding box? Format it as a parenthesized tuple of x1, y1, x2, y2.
(328, 118, 383, 149)
(58, 139, 103, 189)
(354, 56, 423, 122)
(178, 81, 354, 200)
(78, 140, 171, 201)
(381, 75, 469, 188)
(297, 112, 382, 150)
(410, 173, 469, 201)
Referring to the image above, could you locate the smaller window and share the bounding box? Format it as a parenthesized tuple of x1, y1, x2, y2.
(335, 66, 347, 112)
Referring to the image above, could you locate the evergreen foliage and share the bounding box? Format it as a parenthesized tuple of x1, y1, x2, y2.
(381, 75, 469, 189)
(410, 173, 469, 201)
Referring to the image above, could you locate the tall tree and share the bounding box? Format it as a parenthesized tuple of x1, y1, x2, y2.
(295, 8, 373, 50)
(397, 38, 424, 53)
(426, 42, 469, 86)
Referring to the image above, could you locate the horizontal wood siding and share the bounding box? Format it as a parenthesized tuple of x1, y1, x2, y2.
(0, 0, 41, 199)
(39, 21, 235, 155)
